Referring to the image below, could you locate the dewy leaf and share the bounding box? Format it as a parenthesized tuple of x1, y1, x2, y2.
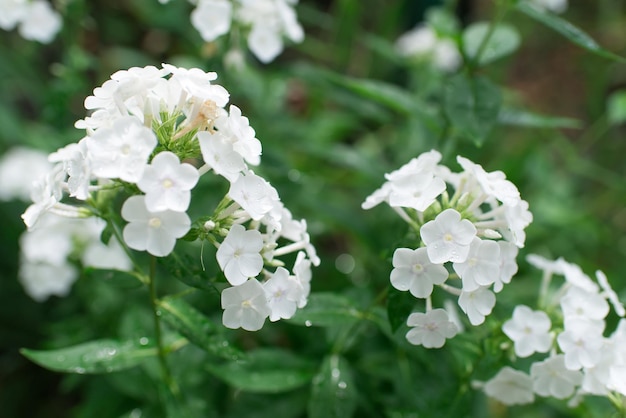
(308, 355, 357, 418)
(463, 22, 521, 66)
(288, 293, 363, 327)
(206, 348, 316, 394)
(21, 338, 157, 374)
(387, 285, 417, 333)
(157, 296, 243, 361)
(443, 74, 502, 145)
(515, 2, 626, 62)
(498, 107, 581, 129)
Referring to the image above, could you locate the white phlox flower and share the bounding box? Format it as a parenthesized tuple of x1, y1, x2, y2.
(190, 0, 233, 42)
(363, 150, 531, 345)
(221, 278, 271, 331)
(0, 0, 62, 43)
(390, 247, 448, 298)
(18, 64, 317, 330)
(560, 286, 609, 323)
(86, 116, 157, 183)
(502, 305, 552, 358)
(216, 224, 264, 286)
(557, 318, 605, 370)
(483, 367, 535, 405)
(228, 170, 280, 220)
(395, 23, 462, 72)
(405, 309, 458, 348)
(137, 151, 199, 212)
(453, 237, 501, 292)
(0, 146, 52, 201)
(263, 266, 302, 321)
(121, 195, 191, 257)
(531, 354, 583, 399)
(458, 286, 496, 326)
(420, 208, 476, 264)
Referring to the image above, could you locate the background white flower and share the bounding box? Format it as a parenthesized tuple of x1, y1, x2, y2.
(531, 354, 582, 399)
(502, 305, 552, 358)
(483, 367, 535, 405)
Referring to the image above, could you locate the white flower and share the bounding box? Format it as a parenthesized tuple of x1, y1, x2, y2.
(483, 367, 534, 405)
(198, 131, 247, 182)
(458, 286, 496, 326)
(82, 237, 133, 272)
(263, 267, 302, 321)
(396, 25, 437, 57)
(86, 116, 157, 183)
(215, 105, 262, 166)
(162, 64, 229, 107)
(557, 318, 605, 370)
(0, 147, 52, 201)
(432, 39, 462, 72)
(420, 209, 477, 264)
(21, 165, 65, 229)
(531, 354, 583, 399)
(137, 151, 199, 212)
(390, 247, 448, 298)
(228, 171, 280, 220)
(457, 156, 521, 207)
(49, 139, 92, 200)
(493, 241, 518, 293)
(595, 270, 625, 317)
(0, 0, 26, 30)
(292, 251, 312, 308)
(18, 261, 78, 302)
(609, 366, 626, 396)
(19, 214, 74, 266)
(216, 224, 264, 286)
(560, 258, 599, 292)
(405, 309, 458, 348)
(453, 238, 501, 292)
(18, 0, 62, 44)
(121, 195, 191, 257)
(221, 279, 271, 331)
(502, 305, 552, 358)
(248, 23, 283, 64)
(560, 286, 609, 322)
(190, 0, 232, 42)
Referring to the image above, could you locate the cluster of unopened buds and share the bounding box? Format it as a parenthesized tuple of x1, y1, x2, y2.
(159, 0, 304, 63)
(19, 63, 318, 331)
(363, 150, 532, 348)
(479, 255, 626, 405)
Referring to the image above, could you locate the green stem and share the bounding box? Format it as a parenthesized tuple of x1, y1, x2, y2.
(148, 256, 178, 398)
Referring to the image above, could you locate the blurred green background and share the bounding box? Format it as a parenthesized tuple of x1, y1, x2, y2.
(1, 0, 625, 417)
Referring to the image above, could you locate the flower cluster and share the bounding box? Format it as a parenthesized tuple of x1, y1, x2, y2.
(480, 255, 625, 406)
(395, 23, 461, 72)
(166, 0, 304, 63)
(363, 150, 532, 348)
(20, 64, 318, 331)
(0, 0, 62, 43)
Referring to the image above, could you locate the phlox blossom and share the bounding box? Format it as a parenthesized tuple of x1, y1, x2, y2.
(483, 367, 534, 405)
(531, 354, 582, 399)
(263, 267, 302, 321)
(390, 247, 448, 298)
(121, 195, 191, 257)
(420, 208, 476, 264)
(405, 309, 458, 348)
(221, 279, 271, 331)
(216, 224, 264, 286)
(502, 305, 552, 358)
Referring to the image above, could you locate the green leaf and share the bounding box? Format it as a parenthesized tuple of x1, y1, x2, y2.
(443, 74, 502, 145)
(463, 22, 521, 65)
(21, 338, 157, 374)
(157, 296, 243, 361)
(288, 293, 363, 327)
(329, 76, 428, 115)
(158, 252, 219, 292)
(515, 2, 626, 62)
(386, 286, 417, 333)
(607, 90, 626, 125)
(308, 355, 357, 418)
(206, 348, 316, 394)
(498, 107, 581, 129)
